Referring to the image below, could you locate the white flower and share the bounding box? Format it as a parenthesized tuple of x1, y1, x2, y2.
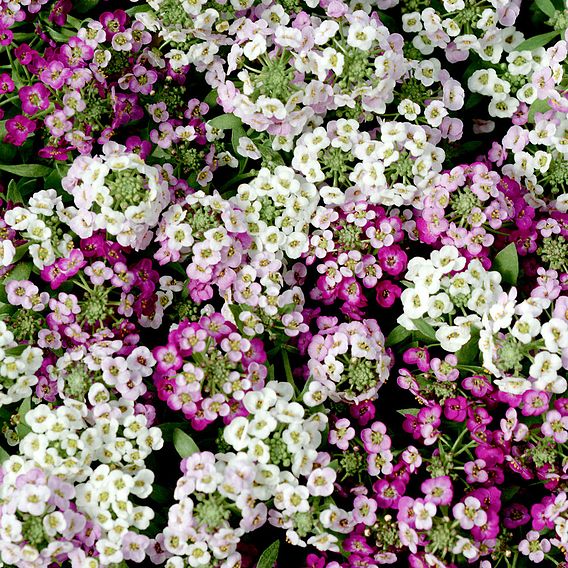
(302, 381, 328, 407)
(511, 316, 541, 344)
(223, 416, 250, 451)
(541, 318, 568, 353)
(427, 293, 452, 318)
(494, 376, 532, 395)
(306, 467, 336, 497)
(0, 240, 16, 267)
(436, 324, 471, 352)
(529, 351, 562, 382)
(347, 23, 376, 50)
(307, 533, 340, 552)
(236, 137, 262, 160)
(401, 287, 430, 320)
(248, 411, 277, 439)
(280, 483, 310, 513)
(431, 245, 466, 273)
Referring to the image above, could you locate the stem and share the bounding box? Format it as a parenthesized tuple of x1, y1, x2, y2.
(282, 349, 298, 397)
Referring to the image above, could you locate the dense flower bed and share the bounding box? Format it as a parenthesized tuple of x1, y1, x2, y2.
(0, 0, 567, 566)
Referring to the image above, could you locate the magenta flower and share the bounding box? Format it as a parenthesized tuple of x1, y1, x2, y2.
(19, 83, 51, 115)
(5, 115, 36, 146)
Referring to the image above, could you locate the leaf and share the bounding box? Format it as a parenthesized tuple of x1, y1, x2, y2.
(46, 27, 75, 42)
(0, 445, 9, 464)
(125, 4, 152, 15)
(232, 125, 246, 155)
(204, 89, 218, 107)
(514, 30, 560, 51)
(3, 261, 33, 282)
(397, 408, 420, 417)
(257, 540, 280, 568)
(528, 98, 551, 122)
(411, 319, 437, 342)
(158, 422, 187, 441)
(456, 329, 481, 365)
(535, 0, 556, 17)
(464, 93, 483, 110)
(173, 428, 199, 458)
(74, 0, 100, 12)
(66, 15, 84, 29)
(16, 397, 31, 439)
(386, 325, 412, 347)
(493, 242, 519, 285)
(150, 484, 170, 504)
(208, 114, 242, 131)
(0, 164, 52, 177)
(6, 179, 22, 204)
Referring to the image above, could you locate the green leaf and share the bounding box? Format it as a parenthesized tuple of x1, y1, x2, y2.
(528, 98, 551, 122)
(397, 408, 420, 417)
(173, 428, 199, 458)
(456, 329, 480, 365)
(514, 30, 560, 51)
(386, 325, 412, 347)
(0, 164, 52, 178)
(125, 4, 152, 15)
(66, 15, 84, 29)
(464, 93, 483, 110)
(257, 540, 280, 568)
(0, 445, 9, 464)
(232, 125, 246, 155)
(535, 0, 556, 17)
(158, 421, 187, 441)
(204, 89, 218, 107)
(150, 484, 170, 504)
(16, 397, 31, 439)
(6, 179, 22, 204)
(411, 319, 437, 342)
(493, 242, 519, 285)
(74, 0, 100, 12)
(3, 261, 33, 282)
(208, 114, 242, 131)
(46, 26, 75, 42)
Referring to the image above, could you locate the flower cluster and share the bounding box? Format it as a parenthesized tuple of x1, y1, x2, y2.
(153, 313, 268, 430)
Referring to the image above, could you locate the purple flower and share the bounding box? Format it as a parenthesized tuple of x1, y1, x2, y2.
(5, 115, 36, 146)
(19, 83, 51, 115)
(503, 503, 530, 529)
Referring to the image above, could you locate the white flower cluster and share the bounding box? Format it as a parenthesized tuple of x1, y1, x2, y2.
(402, 3, 521, 60)
(479, 279, 568, 395)
(398, 245, 504, 352)
(231, 166, 319, 259)
(61, 142, 170, 250)
(292, 119, 445, 207)
(1, 398, 163, 566)
(307, 319, 391, 405)
(4, 189, 73, 269)
(154, 383, 342, 567)
(223, 382, 350, 550)
(0, 321, 42, 405)
(502, 113, 568, 203)
(49, 340, 155, 403)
